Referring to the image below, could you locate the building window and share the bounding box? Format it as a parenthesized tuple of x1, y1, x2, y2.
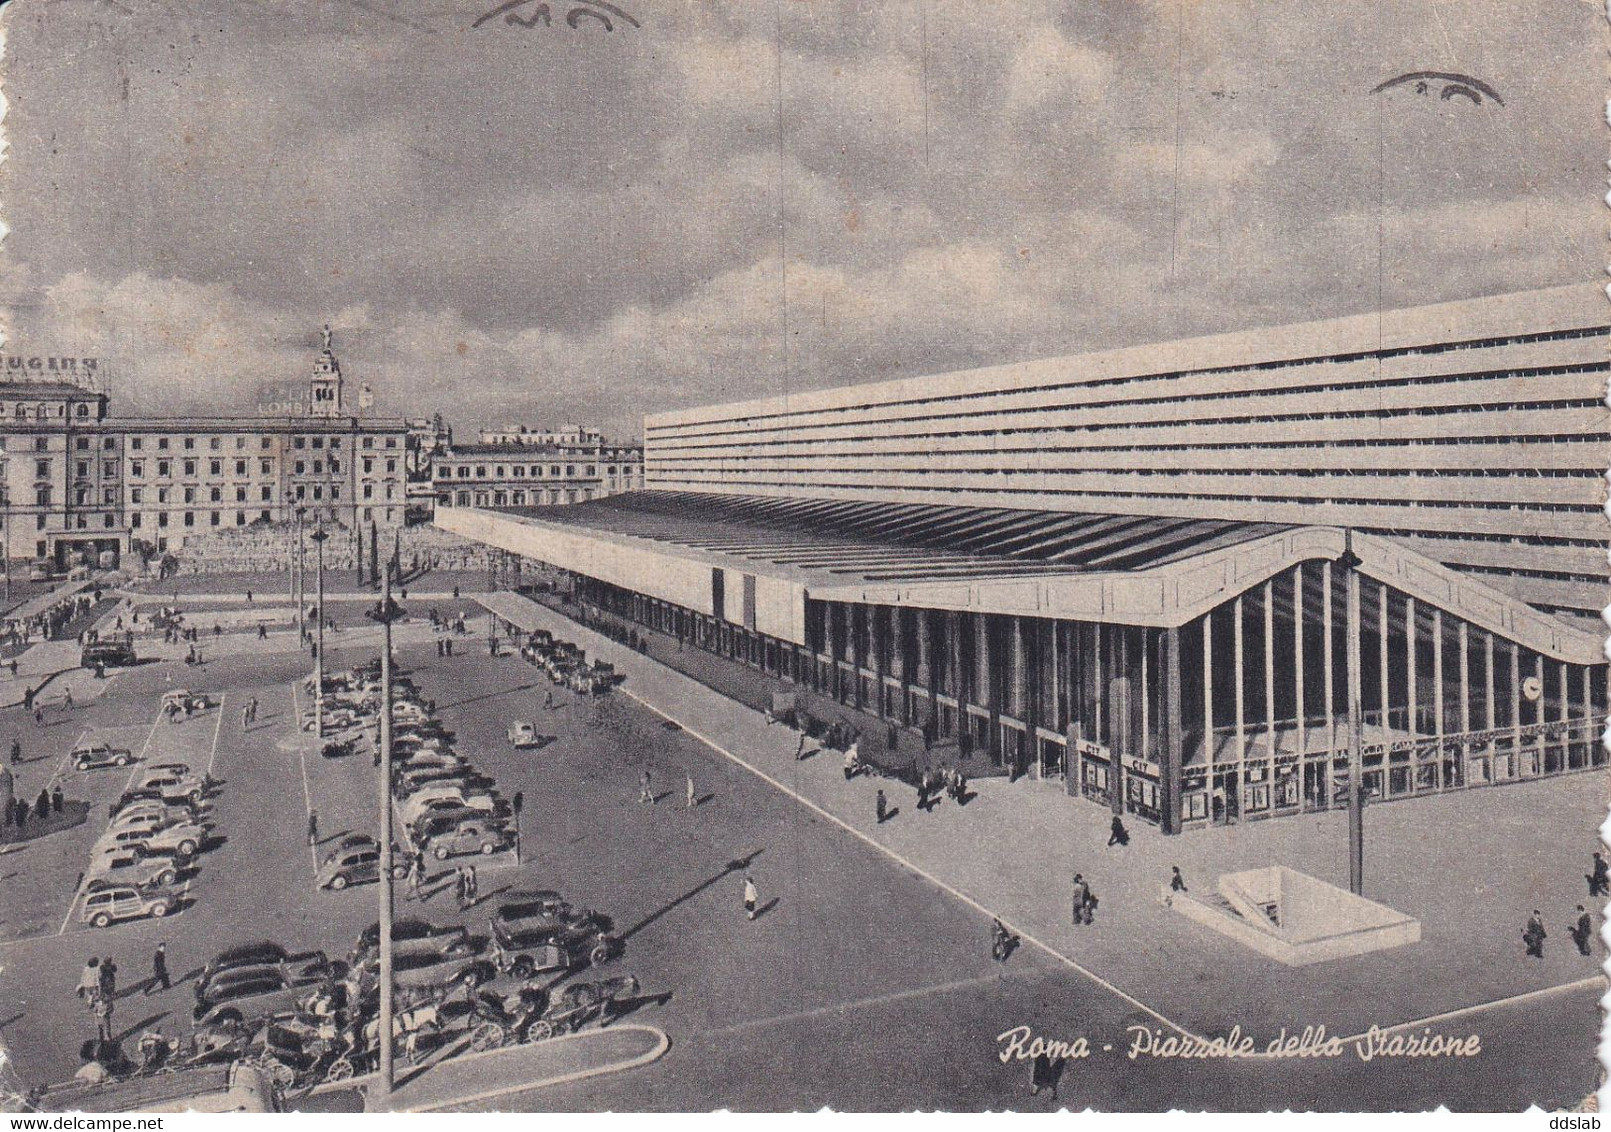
(235, 460, 246, 475)
(294, 437, 306, 449)
(261, 437, 271, 450)
(312, 486, 323, 501)
(235, 436, 246, 449)
(456, 491, 469, 506)
(386, 458, 396, 474)
(260, 510, 271, 522)
(184, 512, 195, 527)
(312, 437, 324, 449)
(234, 487, 246, 502)
(76, 515, 87, 530)
(236, 511, 246, 526)
(35, 516, 45, 531)
(33, 460, 49, 478)
(457, 467, 469, 478)
(295, 485, 305, 500)
(476, 466, 487, 478)
(131, 438, 142, 451)
(512, 490, 525, 504)
(495, 466, 506, 479)
(183, 438, 195, 451)
(158, 460, 171, 477)
(585, 465, 596, 476)
(33, 437, 46, 452)
(362, 437, 374, 449)
(76, 461, 89, 478)
(158, 513, 168, 528)
(76, 437, 89, 451)
(331, 439, 341, 450)
(210, 511, 220, 526)
(131, 513, 142, 529)
(260, 459, 272, 475)
(102, 488, 115, 505)
(209, 437, 221, 450)
(34, 488, 49, 507)
(130, 488, 143, 504)
(130, 461, 143, 478)
(260, 485, 272, 501)
(363, 484, 373, 500)
(103, 460, 116, 477)
(104, 514, 114, 529)
(183, 460, 196, 476)
(363, 458, 373, 474)
(295, 461, 305, 474)
(313, 460, 323, 474)
(209, 487, 221, 503)
(157, 488, 169, 503)
(330, 459, 340, 474)
(385, 438, 397, 448)
(183, 487, 196, 504)
(210, 460, 221, 476)
(331, 485, 340, 500)
(364, 506, 373, 521)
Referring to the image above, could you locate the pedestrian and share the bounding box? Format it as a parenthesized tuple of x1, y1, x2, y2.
(1029, 1051, 1060, 1100)
(242, 704, 252, 732)
(407, 858, 424, 902)
(1170, 866, 1187, 893)
(544, 688, 554, 710)
(147, 943, 170, 995)
(51, 785, 63, 814)
(9, 738, 19, 765)
(686, 772, 696, 809)
(245, 590, 253, 604)
(466, 864, 478, 904)
(1108, 815, 1130, 847)
(454, 867, 469, 910)
(99, 957, 117, 1000)
(1071, 874, 1091, 926)
(1523, 910, 1547, 959)
(452, 586, 460, 600)
(76, 957, 100, 999)
(795, 732, 807, 760)
(1589, 851, 1609, 898)
(33, 706, 43, 727)
(1571, 905, 1593, 957)
(257, 623, 268, 641)
(36, 788, 50, 821)
(876, 788, 888, 824)
(743, 873, 758, 921)
(14, 797, 26, 827)
(7, 659, 15, 677)
(444, 638, 452, 657)
(22, 685, 33, 710)
(915, 775, 929, 812)
(307, 810, 319, 848)
(639, 769, 653, 805)
(248, 697, 258, 724)
(62, 686, 74, 711)
(92, 992, 114, 1043)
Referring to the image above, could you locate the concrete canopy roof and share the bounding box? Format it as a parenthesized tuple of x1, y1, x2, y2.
(469, 491, 1603, 664)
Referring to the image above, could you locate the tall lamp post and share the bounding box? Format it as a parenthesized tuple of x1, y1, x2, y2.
(366, 573, 406, 1108)
(310, 526, 328, 740)
(1341, 533, 1366, 895)
(294, 505, 308, 632)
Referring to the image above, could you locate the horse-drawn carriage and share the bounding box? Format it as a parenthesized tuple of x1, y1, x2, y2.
(468, 975, 640, 1050)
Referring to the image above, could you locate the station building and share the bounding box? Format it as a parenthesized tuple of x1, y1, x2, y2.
(437, 285, 1611, 833)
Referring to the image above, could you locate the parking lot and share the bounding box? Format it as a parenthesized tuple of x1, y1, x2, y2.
(0, 586, 1600, 1111)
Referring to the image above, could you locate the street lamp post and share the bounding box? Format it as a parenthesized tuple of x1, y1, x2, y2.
(366, 573, 406, 1108)
(294, 506, 308, 632)
(1341, 533, 1366, 895)
(311, 527, 328, 740)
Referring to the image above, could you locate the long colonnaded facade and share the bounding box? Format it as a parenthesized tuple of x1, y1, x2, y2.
(438, 285, 1611, 833)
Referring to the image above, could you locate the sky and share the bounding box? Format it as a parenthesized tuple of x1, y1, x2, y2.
(0, 0, 1602, 440)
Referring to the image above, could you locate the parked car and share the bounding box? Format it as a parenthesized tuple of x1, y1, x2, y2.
(73, 741, 136, 771)
(301, 707, 360, 732)
(489, 918, 620, 979)
(113, 791, 203, 822)
(409, 799, 512, 840)
(161, 690, 213, 720)
(196, 952, 334, 1007)
(315, 841, 408, 890)
(197, 943, 326, 999)
(82, 640, 138, 669)
(351, 943, 493, 993)
(349, 919, 472, 966)
(131, 767, 208, 804)
(399, 787, 498, 825)
(81, 883, 180, 928)
(423, 816, 513, 861)
(98, 820, 206, 859)
(193, 970, 332, 1026)
(86, 846, 190, 885)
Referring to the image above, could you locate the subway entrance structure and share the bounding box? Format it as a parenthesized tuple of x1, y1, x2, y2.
(439, 284, 1611, 834)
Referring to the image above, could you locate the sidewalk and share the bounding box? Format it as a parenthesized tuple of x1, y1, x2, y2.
(301, 1024, 669, 1113)
(481, 590, 1609, 1044)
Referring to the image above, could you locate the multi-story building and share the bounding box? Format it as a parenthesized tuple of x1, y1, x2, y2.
(439, 284, 1611, 834)
(478, 423, 602, 447)
(433, 434, 642, 510)
(0, 331, 410, 567)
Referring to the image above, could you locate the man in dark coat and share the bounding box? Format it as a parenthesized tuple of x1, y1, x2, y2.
(146, 943, 170, 994)
(51, 785, 63, 814)
(1523, 910, 1547, 959)
(1570, 906, 1593, 957)
(875, 789, 888, 824)
(35, 788, 50, 821)
(1071, 874, 1091, 926)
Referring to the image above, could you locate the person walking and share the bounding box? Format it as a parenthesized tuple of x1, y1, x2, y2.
(465, 864, 478, 905)
(92, 991, 114, 1044)
(407, 857, 424, 903)
(307, 810, 319, 848)
(876, 788, 889, 824)
(35, 788, 50, 822)
(22, 686, 33, 711)
(62, 686, 74, 711)
(639, 769, 653, 806)
(249, 697, 258, 725)
(1170, 866, 1187, 893)
(146, 943, 170, 995)
(1108, 815, 1130, 847)
(99, 957, 117, 1000)
(743, 873, 759, 921)
(1571, 905, 1594, 957)
(1589, 851, 1609, 898)
(1523, 910, 1547, 959)
(257, 623, 268, 641)
(33, 705, 43, 728)
(77, 957, 100, 1000)
(685, 772, 696, 809)
(1071, 874, 1091, 926)
(454, 867, 469, 911)
(9, 738, 20, 766)
(241, 703, 253, 732)
(51, 785, 63, 814)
